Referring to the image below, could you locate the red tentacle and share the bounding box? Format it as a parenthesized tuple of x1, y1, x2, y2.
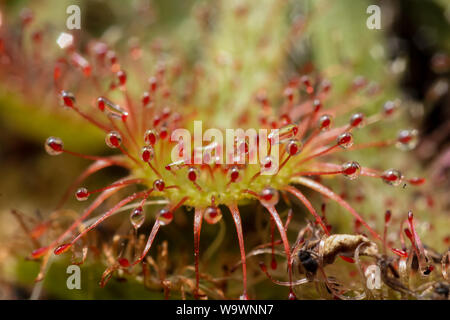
(228, 203, 248, 300)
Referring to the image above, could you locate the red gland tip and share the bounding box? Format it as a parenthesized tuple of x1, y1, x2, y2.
(408, 177, 425, 185)
(339, 256, 355, 263)
(141, 146, 154, 162)
(31, 246, 49, 259)
(404, 228, 413, 240)
(76, 187, 89, 201)
(159, 127, 168, 140)
(423, 265, 434, 275)
(204, 206, 222, 224)
(142, 92, 151, 106)
(396, 129, 418, 151)
(383, 100, 397, 116)
(153, 179, 165, 191)
(271, 258, 277, 270)
(149, 76, 158, 92)
(54, 243, 72, 255)
(391, 248, 408, 258)
(105, 131, 122, 148)
(313, 99, 321, 112)
(342, 161, 361, 180)
(259, 187, 279, 206)
(229, 166, 240, 182)
(144, 129, 158, 146)
(318, 114, 332, 131)
(286, 139, 302, 156)
(301, 75, 311, 87)
(153, 115, 161, 127)
(158, 208, 173, 226)
(350, 112, 364, 128)
(385, 210, 392, 223)
(321, 79, 332, 92)
(283, 87, 294, 102)
(258, 261, 267, 273)
(381, 169, 403, 186)
(60, 90, 75, 108)
(118, 258, 130, 268)
(45, 137, 64, 156)
(97, 97, 106, 111)
(162, 107, 171, 119)
(407, 211, 413, 221)
(337, 132, 353, 148)
(117, 70, 127, 86)
(188, 167, 198, 182)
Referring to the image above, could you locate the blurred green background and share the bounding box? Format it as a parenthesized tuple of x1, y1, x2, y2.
(0, 0, 448, 299)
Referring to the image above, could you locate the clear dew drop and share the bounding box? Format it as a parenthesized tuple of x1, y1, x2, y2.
(261, 155, 275, 173)
(75, 187, 89, 201)
(92, 42, 108, 60)
(159, 127, 169, 140)
(318, 114, 332, 131)
(228, 166, 241, 183)
(153, 179, 165, 191)
(117, 70, 127, 86)
(259, 187, 279, 206)
(142, 92, 151, 106)
(97, 97, 128, 121)
(118, 258, 130, 268)
(337, 132, 354, 149)
(141, 145, 154, 162)
(383, 100, 397, 116)
(271, 123, 298, 144)
(204, 206, 223, 224)
(157, 208, 173, 226)
(284, 87, 294, 102)
(381, 169, 403, 186)
(235, 138, 249, 155)
(56, 32, 74, 49)
(149, 76, 158, 92)
(396, 129, 418, 151)
(285, 139, 303, 156)
(239, 293, 249, 300)
(105, 131, 122, 148)
(130, 207, 145, 229)
(187, 167, 199, 182)
(54, 243, 72, 255)
(313, 99, 322, 112)
(349, 113, 365, 128)
(144, 129, 159, 146)
(71, 52, 91, 76)
(45, 137, 64, 155)
(341, 161, 361, 180)
(320, 79, 332, 92)
(165, 159, 185, 171)
(60, 90, 75, 108)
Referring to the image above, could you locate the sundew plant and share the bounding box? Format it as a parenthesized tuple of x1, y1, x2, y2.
(0, 0, 448, 300)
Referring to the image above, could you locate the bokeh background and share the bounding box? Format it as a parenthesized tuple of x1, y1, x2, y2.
(0, 0, 448, 299)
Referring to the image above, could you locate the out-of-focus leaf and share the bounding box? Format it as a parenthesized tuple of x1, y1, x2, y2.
(0, 91, 105, 152)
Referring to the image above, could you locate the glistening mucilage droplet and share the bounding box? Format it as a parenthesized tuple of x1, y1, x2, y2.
(158, 208, 173, 226)
(259, 187, 279, 206)
(342, 161, 361, 180)
(381, 169, 403, 186)
(396, 129, 418, 151)
(204, 206, 222, 224)
(130, 207, 145, 229)
(45, 137, 64, 155)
